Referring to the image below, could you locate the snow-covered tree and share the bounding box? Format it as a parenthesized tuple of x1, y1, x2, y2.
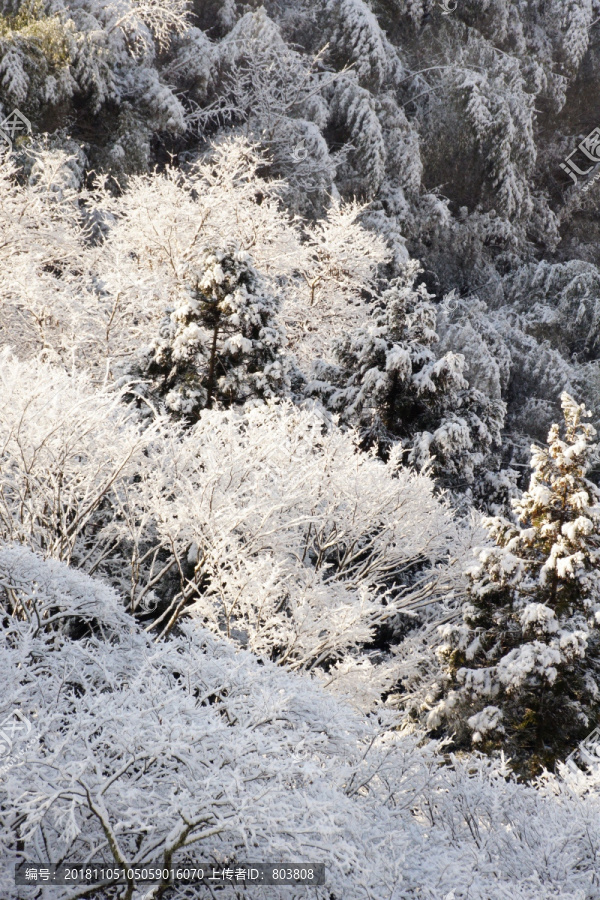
(123, 400, 460, 708)
(193, 8, 337, 215)
(502, 259, 600, 365)
(0, 0, 190, 174)
(310, 262, 504, 490)
(0, 1, 73, 109)
(287, 198, 390, 371)
(427, 393, 600, 775)
(319, 0, 398, 91)
(138, 243, 287, 420)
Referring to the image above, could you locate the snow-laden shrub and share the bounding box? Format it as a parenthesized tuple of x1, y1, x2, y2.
(123, 400, 461, 708)
(2, 549, 600, 899)
(0, 548, 431, 900)
(0, 351, 461, 708)
(0, 349, 154, 567)
(0, 542, 131, 635)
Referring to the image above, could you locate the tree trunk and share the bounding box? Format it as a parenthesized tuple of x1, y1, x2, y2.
(206, 320, 220, 409)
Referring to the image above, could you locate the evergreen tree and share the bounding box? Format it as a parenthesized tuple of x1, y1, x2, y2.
(428, 393, 600, 775)
(139, 243, 287, 420)
(311, 262, 504, 490)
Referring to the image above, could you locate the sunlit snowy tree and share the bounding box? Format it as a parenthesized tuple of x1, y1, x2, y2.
(428, 393, 600, 774)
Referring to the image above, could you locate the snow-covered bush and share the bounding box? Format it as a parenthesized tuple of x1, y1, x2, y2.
(0, 349, 154, 568)
(0, 541, 132, 635)
(0, 546, 438, 900)
(123, 400, 460, 708)
(0, 140, 302, 380)
(3, 548, 600, 899)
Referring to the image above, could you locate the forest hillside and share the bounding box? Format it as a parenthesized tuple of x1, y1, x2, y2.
(3, 1, 600, 898)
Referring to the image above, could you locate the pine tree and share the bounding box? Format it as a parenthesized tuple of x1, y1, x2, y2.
(428, 393, 600, 775)
(311, 262, 503, 490)
(328, 75, 387, 200)
(139, 243, 287, 420)
(320, 0, 395, 90)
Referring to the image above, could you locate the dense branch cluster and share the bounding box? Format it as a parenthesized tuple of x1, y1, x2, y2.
(3, 1, 600, 897)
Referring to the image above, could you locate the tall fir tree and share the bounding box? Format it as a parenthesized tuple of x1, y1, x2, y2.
(139, 244, 287, 421)
(427, 393, 600, 776)
(310, 262, 504, 491)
